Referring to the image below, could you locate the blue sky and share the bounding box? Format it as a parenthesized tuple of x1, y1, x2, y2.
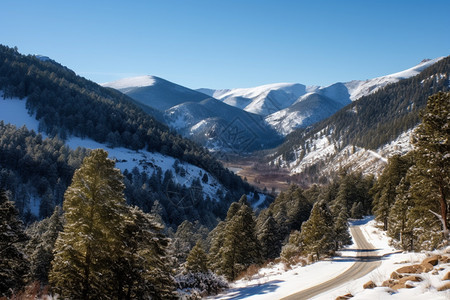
(1, 0, 449, 89)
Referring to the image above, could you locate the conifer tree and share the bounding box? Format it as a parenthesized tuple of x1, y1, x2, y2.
(333, 209, 352, 251)
(49, 149, 129, 299)
(258, 212, 281, 260)
(207, 221, 226, 272)
(387, 176, 414, 250)
(219, 196, 262, 281)
(300, 200, 334, 260)
(371, 155, 412, 230)
(0, 189, 29, 297)
(117, 206, 175, 300)
(412, 91, 450, 240)
(186, 241, 208, 273)
(26, 206, 63, 285)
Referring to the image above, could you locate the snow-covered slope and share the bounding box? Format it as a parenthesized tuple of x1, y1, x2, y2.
(102, 75, 212, 111)
(199, 83, 312, 116)
(0, 92, 228, 214)
(345, 57, 444, 101)
(204, 58, 444, 135)
(265, 93, 346, 135)
(165, 98, 282, 151)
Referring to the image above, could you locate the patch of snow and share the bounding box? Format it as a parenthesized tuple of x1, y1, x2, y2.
(0, 94, 40, 132)
(212, 216, 450, 300)
(65, 136, 226, 200)
(102, 75, 156, 89)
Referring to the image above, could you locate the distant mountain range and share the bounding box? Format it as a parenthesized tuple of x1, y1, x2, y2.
(102, 57, 444, 151)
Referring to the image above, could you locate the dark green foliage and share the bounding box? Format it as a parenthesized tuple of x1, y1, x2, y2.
(0, 189, 29, 297)
(0, 122, 86, 218)
(117, 206, 176, 300)
(300, 200, 335, 260)
(49, 150, 176, 299)
(0, 44, 253, 202)
(25, 206, 63, 285)
(257, 212, 281, 260)
(275, 56, 450, 177)
(186, 241, 208, 273)
(49, 149, 129, 299)
(371, 155, 413, 230)
(208, 197, 262, 281)
(412, 91, 450, 239)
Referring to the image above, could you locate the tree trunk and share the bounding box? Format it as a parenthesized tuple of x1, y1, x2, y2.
(439, 185, 449, 241)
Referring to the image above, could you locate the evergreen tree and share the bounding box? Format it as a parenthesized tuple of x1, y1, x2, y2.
(371, 155, 412, 230)
(217, 196, 262, 281)
(257, 212, 281, 260)
(116, 206, 175, 300)
(412, 91, 450, 240)
(186, 241, 208, 273)
(49, 149, 129, 299)
(26, 206, 63, 285)
(300, 200, 334, 260)
(0, 189, 29, 297)
(333, 209, 352, 251)
(387, 176, 414, 251)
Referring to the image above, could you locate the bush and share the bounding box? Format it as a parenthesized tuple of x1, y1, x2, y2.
(176, 271, 228, 299)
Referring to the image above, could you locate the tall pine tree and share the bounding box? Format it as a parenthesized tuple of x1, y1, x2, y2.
(412, 91, 450, 240)
(49, 149, 129, 299)
(0, 189, 29, 297)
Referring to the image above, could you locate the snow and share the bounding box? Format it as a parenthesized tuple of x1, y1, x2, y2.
(210, 216, 450, 300)
(102, 75, 156, 89)
(65, 137, 225, 200)
(0, 94, 40, 132)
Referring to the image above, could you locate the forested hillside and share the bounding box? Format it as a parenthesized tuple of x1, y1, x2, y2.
(276, 56, 450, 161)
(0, 45, 251, 198)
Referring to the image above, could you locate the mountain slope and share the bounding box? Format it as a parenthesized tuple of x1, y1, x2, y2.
(198, 83, 311, 116)
(102, 75, 212, 111)
(202, 58, 443, 136)
(272, 55, 450, 180)
(165, 98, 282, 152)
(0, 44, 255, 226)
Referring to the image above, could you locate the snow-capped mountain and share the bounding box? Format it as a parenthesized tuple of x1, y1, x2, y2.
(270, 56, 449, 180)
(103, 57, 445, 152)
(165, 98, 282, 152)
(198, 83, 312, 116)
(102, 75, 212, 111)
(203, 58, 444, 136)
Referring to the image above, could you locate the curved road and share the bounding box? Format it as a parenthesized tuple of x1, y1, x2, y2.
(281, 226, 381, 300)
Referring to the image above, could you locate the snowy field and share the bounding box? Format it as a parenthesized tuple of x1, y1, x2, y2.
(211, 217, 450, 299)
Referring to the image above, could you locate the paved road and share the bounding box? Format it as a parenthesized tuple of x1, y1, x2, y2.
(281, 226, 381, 300)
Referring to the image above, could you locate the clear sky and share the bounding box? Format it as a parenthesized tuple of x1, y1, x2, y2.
(1, 0, 449, 89)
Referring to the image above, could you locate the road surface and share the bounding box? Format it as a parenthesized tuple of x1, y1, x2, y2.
(281, 226, 381, 300)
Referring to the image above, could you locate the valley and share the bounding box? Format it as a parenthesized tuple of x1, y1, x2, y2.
(0, 44, 449, 300)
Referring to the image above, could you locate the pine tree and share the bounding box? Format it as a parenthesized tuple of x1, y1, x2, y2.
(49, 149, 129, 299)
(207, 221, 226, 272)
(117, 206, 175, 300)
(387, 176, 414, 250)
(186, 241, 208, 273)
(219, 196, 262, 281)
(0, 189, 29, 297)
(300, 200, 334, 260)
(26, 206, 63, 285)
(258, 212, 281, 260)
(333, 209, 352, 251)
(412, 91, 450, 240)
(371, 155, 412, 230)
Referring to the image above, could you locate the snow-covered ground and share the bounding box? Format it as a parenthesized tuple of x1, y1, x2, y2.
(210, 217, 450, 299)
(0, 94, 227, 212)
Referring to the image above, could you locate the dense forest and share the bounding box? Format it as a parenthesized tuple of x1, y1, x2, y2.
(276, 56, 450, 162)
(0, 44, 252, 202)
(1, 92, 448, 299)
